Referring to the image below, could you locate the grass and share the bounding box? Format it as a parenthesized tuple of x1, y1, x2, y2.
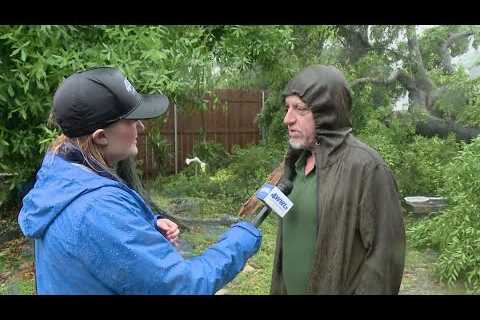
(151, 193, 237, 220)
(0, 237, 35, 295)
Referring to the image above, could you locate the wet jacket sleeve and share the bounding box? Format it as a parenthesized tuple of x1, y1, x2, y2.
(76, 189, 262, 294)
(356, 164, 406, 294)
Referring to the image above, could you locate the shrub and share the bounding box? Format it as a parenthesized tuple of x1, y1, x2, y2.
(357, 109, 460, 196)
(189, 142, 231, 175)
(407, 137, 480, 292)
(157, 142, 286, 211)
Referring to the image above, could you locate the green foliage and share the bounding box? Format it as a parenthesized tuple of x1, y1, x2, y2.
(419, 26, 480, 71)
(407, 137, 480, 292)
(0, 25, 300, 208)
(429, 67, 479, 122)
(190, 142, 231, 174)
(358, 109, 460, 196)
(148, 119, 172, 177)
(396, 134, 460, 196)
(158, 142, 286, 211)
(213, 26, 296, 76)
(357, 108, 414, 169)
(350, 84, 398, 134)
(0, 237, 34, 295)
(219, 26, 337, 143)
(0, 25, 210, 205)
(456, 78, 480, 127)
(258, 93, 288, 145)
(345, 50, 405, 133)
(225, 143, 285, 199)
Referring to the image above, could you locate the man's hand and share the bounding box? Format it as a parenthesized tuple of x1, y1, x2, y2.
(156, 219, 180, 246)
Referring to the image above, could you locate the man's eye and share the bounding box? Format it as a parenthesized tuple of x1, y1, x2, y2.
(297, 106, 308, 112)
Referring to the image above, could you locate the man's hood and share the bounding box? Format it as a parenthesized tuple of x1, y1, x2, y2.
(18, 153, 121, 239)
(282, 64, 353, 132)
(280, 65, 354, 183)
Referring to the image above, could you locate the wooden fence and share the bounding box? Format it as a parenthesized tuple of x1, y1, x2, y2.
(137, 89, 263, 178)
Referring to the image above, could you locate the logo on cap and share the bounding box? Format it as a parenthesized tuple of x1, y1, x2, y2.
(124, 78, 135, 94)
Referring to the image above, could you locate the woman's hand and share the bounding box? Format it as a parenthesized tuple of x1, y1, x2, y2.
(156, 219, 180, 246)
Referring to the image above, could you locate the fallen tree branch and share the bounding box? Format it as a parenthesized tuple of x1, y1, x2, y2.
(416, 114, 480, 142)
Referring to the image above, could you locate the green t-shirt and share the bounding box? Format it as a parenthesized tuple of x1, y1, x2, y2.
(282, 150, 317, 294)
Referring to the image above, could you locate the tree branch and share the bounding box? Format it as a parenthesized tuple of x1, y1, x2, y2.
(351, 69, 414, 89)
(439, 31, 474, 74)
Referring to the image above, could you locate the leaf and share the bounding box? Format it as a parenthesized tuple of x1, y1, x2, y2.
(7, 85, 14, 97)
(10, 47, 21, 57)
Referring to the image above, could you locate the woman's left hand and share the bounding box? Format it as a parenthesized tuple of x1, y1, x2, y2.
(156, 219, 180, 246)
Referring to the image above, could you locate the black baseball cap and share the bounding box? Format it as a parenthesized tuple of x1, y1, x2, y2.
(53, 66, 169, 138)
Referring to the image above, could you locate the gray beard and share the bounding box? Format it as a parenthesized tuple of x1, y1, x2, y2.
(288, 138, 313, 150)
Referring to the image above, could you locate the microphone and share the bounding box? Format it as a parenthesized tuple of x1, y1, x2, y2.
(251, 180, 294, 227)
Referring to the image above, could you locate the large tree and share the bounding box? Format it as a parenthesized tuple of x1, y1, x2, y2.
(336, 25, 480, 141)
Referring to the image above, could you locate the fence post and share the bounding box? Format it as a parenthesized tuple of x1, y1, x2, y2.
(261, 90, 267, 143)
(174, 103, 178, 175)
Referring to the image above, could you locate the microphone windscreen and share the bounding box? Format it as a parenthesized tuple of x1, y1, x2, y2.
(277, 180, 293, 195)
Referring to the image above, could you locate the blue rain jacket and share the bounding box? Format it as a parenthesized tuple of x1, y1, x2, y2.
(18, 152, 261, 294)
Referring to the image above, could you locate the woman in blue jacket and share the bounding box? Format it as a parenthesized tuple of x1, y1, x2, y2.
(18, 67, 262, 295)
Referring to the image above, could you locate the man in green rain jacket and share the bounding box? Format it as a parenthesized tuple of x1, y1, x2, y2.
(271, 65, 405, 295)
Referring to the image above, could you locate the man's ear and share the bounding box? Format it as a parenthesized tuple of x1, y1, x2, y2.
(92, 129, 109, 146)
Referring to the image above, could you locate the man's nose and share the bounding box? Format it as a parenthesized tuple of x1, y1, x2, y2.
(283, 107, 296, 126)
(136, 120, 145, 133)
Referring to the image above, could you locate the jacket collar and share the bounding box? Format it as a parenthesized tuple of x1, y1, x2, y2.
(312, 127, 352, 168)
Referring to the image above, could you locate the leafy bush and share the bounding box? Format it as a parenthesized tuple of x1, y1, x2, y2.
(189, 142, 231, 174)
(157, 142, 286, 212)
(357, 109, 460, 196)
(407, 136, 480, 292)
(430, 67, 478, 122)
(456, 77, 480, 127)
(394, 134, 460, 196)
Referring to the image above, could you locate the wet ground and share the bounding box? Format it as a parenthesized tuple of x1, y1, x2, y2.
(399, 246, 467, 295)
